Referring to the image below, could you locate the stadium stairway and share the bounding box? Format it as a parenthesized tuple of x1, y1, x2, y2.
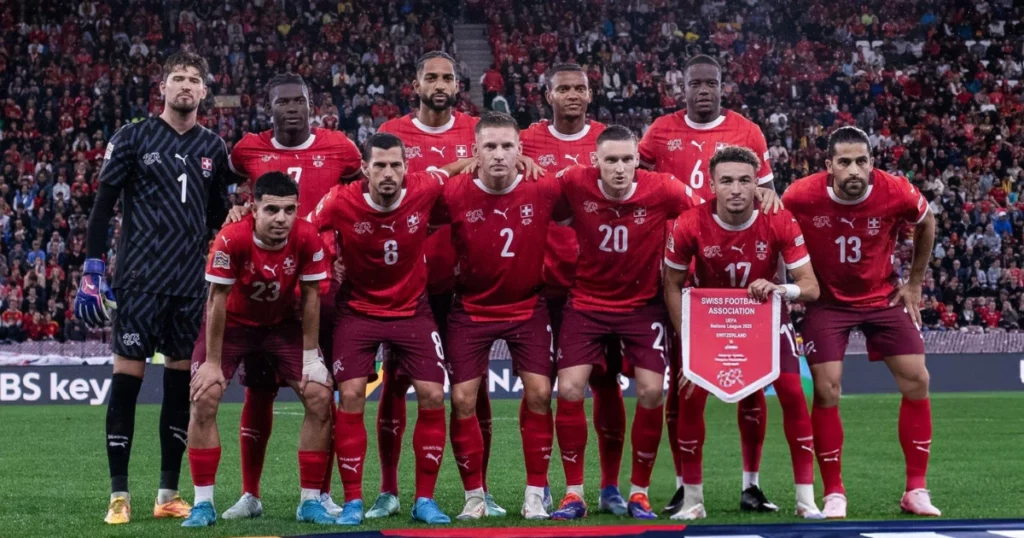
(454, 23, 491, 109)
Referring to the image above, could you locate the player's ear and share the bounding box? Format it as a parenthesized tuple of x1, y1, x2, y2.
(472, 142, 478, 157)
(825, 158, 834, 174)
(159, 79, 167, 98)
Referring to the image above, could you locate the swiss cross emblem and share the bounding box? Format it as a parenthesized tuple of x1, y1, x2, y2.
(283, 256, 296, 275)
(456, 145, 469, 158)
(201, 157, 213, 171)
(520, 204, 534, 218)
(589, 152, 597, 165)
(868, 217, 881, 235)
(634, 206, 647, 224)
(756, 241, 768, 261)
(407, 213, 420, 232)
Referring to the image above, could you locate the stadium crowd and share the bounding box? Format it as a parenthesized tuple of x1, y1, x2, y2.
(1, 0, 1023, 342)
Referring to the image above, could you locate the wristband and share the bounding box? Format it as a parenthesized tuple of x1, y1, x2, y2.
(83, 258, 105, 275)
(303, 348, 319, 367)
(781, 284, 800, 300)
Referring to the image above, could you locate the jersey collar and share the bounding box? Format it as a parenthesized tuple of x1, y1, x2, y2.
(599, 179, 637, 202)
(474, 174, 524, 195)
(713, 209, 760, 231)
(827, 173, 874, 205)
(412, 114, 456, 134)
(271, 133, 317, 151)
(363, 188, 407, 212)
(547, 122, 591, 141)
(683, 112, 727, 130)
(253, 233, 288, 251)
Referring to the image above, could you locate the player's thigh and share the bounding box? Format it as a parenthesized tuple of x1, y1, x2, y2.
(445, 308, 496, 386)
(505, 303, 556, 381)
(110, 288, 163, 361)
(388, 305, 447, 386)
(800, 304, 857, 366)
(190, 320, 247, 383)
(862, 304, 926, 363)
(333, 311, 384, 384)
(883, 353, 930, 399)
(616, 303, 670, 380)
(158, 295, 205, 363)
(557, 305, 609, 373)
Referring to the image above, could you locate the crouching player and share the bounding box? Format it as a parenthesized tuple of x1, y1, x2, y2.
(183, 171, 334, 527)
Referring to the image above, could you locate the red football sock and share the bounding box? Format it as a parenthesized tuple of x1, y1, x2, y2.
(812, 404, 845, 496)
(773, 373, 814, 484)
(591, 379, 625, 489)
(630, 404, 663, 488)
(899, 397, 932, 491)
(189, 446, 221, 487)
(520, 400, 554, 488)
(334, 410, 366, 502)
(414, 407, 447, 499)
(451, 414, 484, 492)
(665, 384, 683, 479)
(738, 389, 767, 474)
(476, 383, 493, 489)
(555, 397, 587, 487)
(299, 450, 330, 491)
(677, 386, 708, 484)
(377, 367, 409, 495)
(240, 388, 275, 497)
(320, 397, 336, 495)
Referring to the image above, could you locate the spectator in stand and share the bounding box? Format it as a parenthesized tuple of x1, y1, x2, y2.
(920, 298, 943, 331)
(1, 302, 25, 343)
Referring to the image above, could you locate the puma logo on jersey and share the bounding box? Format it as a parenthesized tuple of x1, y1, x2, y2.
(430, 146, 446, 158)
(730, 244, 745, 254)
(263, 264, 278, 277)
(691, 140, 705, 151)
(609, 207, 622, 218)
(381, 222, 396, 232)
(493, 208, 508, 219)
(839, 217, 856, 228)
(174, 153, 188, 165)
(564, 154, 580, 165)
(221, 236, 230, 245)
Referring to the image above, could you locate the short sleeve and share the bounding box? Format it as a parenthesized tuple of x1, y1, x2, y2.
(665, 214, 696, 271)
(205, 231, 238, 285)
(663, 174, 705, 218)
(310, 188, 338, 233)
(97, 125, 136, 190)
(336, 134, 363, 179)
(748, 124, 774, 185)
(228, 138, 249, 177)
(637, 121, 660, 165)
(298, 224, 330, 281)
(778, 213, 811, 270)
(898, 179, 929, 224)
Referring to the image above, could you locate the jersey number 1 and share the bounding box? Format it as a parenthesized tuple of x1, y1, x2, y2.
(176, 173, 187, 203)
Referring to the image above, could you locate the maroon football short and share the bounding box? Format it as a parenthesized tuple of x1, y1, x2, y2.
(446, 299, 554, 384)
(557, 301, 669, 377)
(801, 303, 925, 365)
(191, 319, 303, 384)
(332, 297, 446, 384)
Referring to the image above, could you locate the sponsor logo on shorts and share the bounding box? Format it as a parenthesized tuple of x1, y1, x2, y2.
(121, 333, 141, 348)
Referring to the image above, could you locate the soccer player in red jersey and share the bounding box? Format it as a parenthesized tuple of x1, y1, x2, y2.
(639, 54, 779, 513)
(311, 133, 464, 526)
(224, 73, 361, 519)
(183, 171, 334, 527)
(782, 127, 939, 518)
(371, 51, 491, 519)
(549, 126, 704, 521)
(434, 113, 561, 520)
(521, 64, 631, 515)
(663, 146, 824, 521)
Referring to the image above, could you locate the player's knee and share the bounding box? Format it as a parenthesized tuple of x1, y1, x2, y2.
(556, 376, 587, 401)
(635, 382, 664, 409)
(451, 384, 478, 419)
(895, 366, 930, 399)
(303, 386, 333, 424)
(813, 377, 841, 407)
(415, 386, 446, 409)
(524, 386, 552, 414)
(339, 387, 366, 413)
(191, 391, 221, 424)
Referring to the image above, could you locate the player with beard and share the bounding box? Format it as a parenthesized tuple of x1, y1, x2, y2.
(521, 64, 630, 516)
(219, 73, 362, 519)
(76, 52, 235, 525)
(639, 54, 780, 514)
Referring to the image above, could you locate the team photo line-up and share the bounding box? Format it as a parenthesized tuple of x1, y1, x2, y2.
(75, 48, 938, 528)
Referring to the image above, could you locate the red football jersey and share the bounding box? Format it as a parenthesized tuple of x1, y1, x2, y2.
(782, 169, 929, 308)
(311, 170, 448, 317)
(557, 166, 704, 312)
(666, 203, 810, 288)
(229, 128, 362, 214)
(521, 120, 606, 294)
(638, 110, 772, 201)
(378, 112, 479, 294)
(434, 173, 563, 321)
(205, 215, 329, 327)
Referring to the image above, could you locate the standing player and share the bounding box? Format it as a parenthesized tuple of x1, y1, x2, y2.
(435, 113, 561, 520)
(371, 51, 491, 519)
(521, 64, 630, 515)
(75, 52, 234, 525)
(312, 133, 465, 526)
(782, 127, 939, 518)
(181, 171, 334, 527)
(550, 126, 704, 521)
(663, 146, 823, 520)
(638, 54, 779, 513)
(222, 73, 362, 519)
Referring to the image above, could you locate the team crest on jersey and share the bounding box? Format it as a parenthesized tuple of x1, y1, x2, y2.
(407, 146, 422, 159)
(261, 154, 279, 163)
(590, 152, 597, 165)
(538, 154, 556, 167)
(202, 157, 213, 171)
(142, 152, 162, 165)
(868, 217, 881, 235)
(667, 235, 675, 252)
(465, 209, 485, 223)
(312, 155, 325, 168)
(520, 204, 534, 225)
(245, 261, 256, 274)
(407, 213, 421, 233)
(813, 216, 831, 228)
(283, 256, 296, 276)
(756, 241, 768, 261)
(633, 206, 647, 224)
(456, 145, 469, 158)
(354, 222, 373, 235)
(703, 245, 722, 258)
(212, 251, 231, 269)
(667, 139, 683, 152)
(104, 143, 114, 160)
(715, 142, 728, 153)
(583, 201, 599, 214)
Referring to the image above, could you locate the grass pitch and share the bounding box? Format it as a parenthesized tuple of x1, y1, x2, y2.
(1, 392, 1021, 538)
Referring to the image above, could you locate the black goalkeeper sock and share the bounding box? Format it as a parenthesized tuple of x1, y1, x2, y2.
(158, 368, 191, 491)
(107, 373, 143, 494)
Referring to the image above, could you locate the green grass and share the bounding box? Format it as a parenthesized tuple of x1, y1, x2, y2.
(2, 393, 1022, 538)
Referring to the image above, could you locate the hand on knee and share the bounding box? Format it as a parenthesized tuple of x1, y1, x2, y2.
(191, 391, 221, 425)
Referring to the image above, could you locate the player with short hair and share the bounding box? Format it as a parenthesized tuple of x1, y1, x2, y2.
(181, 171, 333, 527)
(549, 125, 704, 521)
(639, 54, 781, 513)
(76, 51, 235, 525)
(435, 112, 561, 520)
(311, 133, 466, 526)
(222, 72, 362, 519)
(521, 64, 630, 515)
(663, 145, 824, 520)
(782, 126, 939, 518)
